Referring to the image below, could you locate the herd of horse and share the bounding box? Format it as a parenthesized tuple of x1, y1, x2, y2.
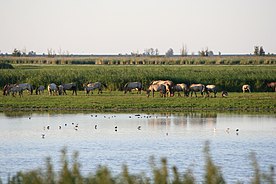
(2, 81, 276, 98)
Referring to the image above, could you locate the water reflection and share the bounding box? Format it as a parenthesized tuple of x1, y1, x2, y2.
(0, 112, 276, 184)
(148, 112, 217, 129)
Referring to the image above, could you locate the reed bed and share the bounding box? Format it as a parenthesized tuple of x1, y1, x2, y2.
(3, 142, 275, 184)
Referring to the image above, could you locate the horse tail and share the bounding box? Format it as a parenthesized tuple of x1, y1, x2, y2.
(124, 82, 129, 89)
(102, 83, 108, 89)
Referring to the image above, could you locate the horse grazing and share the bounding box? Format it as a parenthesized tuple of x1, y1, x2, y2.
(146, 84, 167, 97)
(150, 80, 174, 97)
(221, 91, 228, 97)
(9, 86, 23, 97)
(124, 82, 142, 94)
(242, 84, 251, 93)
(267, 82, 276, 92)
(35, 86, 45, 95)
(173, 83, 189, 97)
(204, 85, 218, 97)
(3, 84, 16, 96)
(83, 82, 107, 95)
(59, 83, 77, 95)
(47, 83, 58, 95)
(17, 83, 33, 95)
(189, 84, 205, 97)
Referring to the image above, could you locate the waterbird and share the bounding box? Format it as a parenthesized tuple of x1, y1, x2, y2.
(28, 117, 31, 120)
(47, 125, 50, 130)
(59, 126, 62, 130)
(65, 123, 67, 126)
(137, 126, 141, 130)
(41, 134, 45, 139)
(115, 126, 118, 132)
(95, 125, 97, 129)
(226, 128, 230, 133)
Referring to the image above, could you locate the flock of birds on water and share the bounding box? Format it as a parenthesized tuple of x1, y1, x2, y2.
(27, 114, 241, 139)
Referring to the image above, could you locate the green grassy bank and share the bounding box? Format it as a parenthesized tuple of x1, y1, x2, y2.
(0, 91, 275, 112)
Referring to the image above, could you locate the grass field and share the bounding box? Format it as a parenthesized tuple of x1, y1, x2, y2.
(0, 90, 275, 113)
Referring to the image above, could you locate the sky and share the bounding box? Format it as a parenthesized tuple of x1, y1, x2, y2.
(1, 0, 276, 55)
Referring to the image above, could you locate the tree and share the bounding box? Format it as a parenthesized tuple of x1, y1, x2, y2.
(12, 48, 22, 57)
(180, 44, 188, 56)
(165, 48, 174, 57)
(259, 46, 265, 56)
(254, 46, 265, 56)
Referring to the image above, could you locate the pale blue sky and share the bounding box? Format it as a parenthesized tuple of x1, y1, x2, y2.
(1, 0, 275, 55)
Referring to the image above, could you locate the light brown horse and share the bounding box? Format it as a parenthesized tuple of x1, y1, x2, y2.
(267, 82, 276, 92)
(173, 83, 189, 97)
(242, 84, 251, 93)
(146, 84, 167, 97)
(150, 80, 174, 96)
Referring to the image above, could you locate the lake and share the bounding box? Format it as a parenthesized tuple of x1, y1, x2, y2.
(0, 112, 275, 183)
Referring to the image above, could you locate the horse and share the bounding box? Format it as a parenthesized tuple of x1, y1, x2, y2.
(242, 84, 251, 93)
(59, 83, 77, 95)
(9, 86, 23, 97)
(3, 84, 16, 96)
(16, 83, 33, 95)
(150, 80, 174, 96)
(124, 82, 142, 94)
(173, 83, 189, 97)
(146, 84, 167, 97)
(58, 85, 65, 95)
(47, 83, 58, 95)
(189, 84, 205, 97)
(83, 82, 107, 95)
(221, 91, 228, 97)
(203, 85, 218, 97)
(267, 82, 276, 92)
(35, 86, 45, 95)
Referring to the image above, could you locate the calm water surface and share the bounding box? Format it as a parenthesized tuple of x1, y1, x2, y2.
(0, 112, 276, 183)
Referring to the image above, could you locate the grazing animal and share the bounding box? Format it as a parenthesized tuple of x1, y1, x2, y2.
(204, 85, 218, 97)
(173, 83, 189, 97)
(189, 84, 205, 97)
(17, 83, 34, 95)
(267, 82, 276, 92)
(9, 86, 23, 97)
(150, 80, 174, 96)
(35, 85, 45, 95)
(221, 91, 228, 97)
(3, 84, 16, 96)
(147, 84, 167, 97)
(83, 82, 107, 95)
(124, 82, 142, 94)
(242, 84, 251, 93)
(47, 83, 58, 95)
(58, 85, 65, 95)
(59, 83, 77, 95)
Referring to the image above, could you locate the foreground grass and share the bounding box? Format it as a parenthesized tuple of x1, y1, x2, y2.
(0, 91, 275, 112)
(3, 142, 275, 184)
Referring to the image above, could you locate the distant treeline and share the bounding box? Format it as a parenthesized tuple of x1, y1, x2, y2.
(1, 65, 275, 92)
(1, 55, 276, 65)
